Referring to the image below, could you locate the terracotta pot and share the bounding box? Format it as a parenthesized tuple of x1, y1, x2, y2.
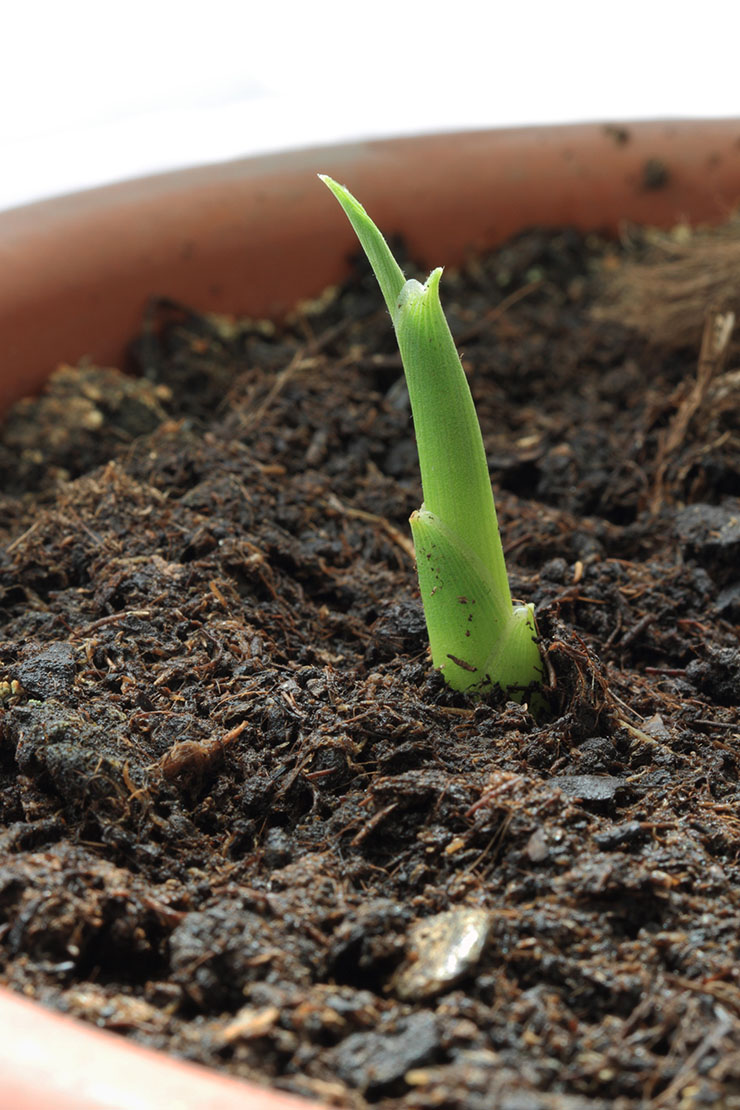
(1, 119, 739, 1110)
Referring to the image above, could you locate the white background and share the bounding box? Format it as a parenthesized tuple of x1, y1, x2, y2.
(2, 0, 738, 212)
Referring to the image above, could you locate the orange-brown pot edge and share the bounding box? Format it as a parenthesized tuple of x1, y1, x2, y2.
(0, 987, 311, 1110)
(2, 119, 740, 415)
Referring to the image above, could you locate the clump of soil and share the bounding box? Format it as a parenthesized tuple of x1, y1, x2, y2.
(1, 225, 739, 1109)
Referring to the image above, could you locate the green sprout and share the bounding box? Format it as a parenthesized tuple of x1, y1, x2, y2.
(320, 175, 543, 701)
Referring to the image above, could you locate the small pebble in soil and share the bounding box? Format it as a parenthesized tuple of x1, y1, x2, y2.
(392, 908, 493, 1001)
(525, 828, 549, 862)
(550, 774, 626, 805)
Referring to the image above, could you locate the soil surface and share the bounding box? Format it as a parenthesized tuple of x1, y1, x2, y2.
(1, 226, 739, 1109)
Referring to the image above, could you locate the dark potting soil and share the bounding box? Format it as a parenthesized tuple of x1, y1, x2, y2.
(1, 226, 739, 1109)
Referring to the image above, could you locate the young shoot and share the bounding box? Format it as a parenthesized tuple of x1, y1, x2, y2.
(319, 175, 543, 701)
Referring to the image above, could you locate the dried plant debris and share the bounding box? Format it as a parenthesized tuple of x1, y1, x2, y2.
(595, 216, 740, 349)
(0, 223, 739, 1109)
(650, 308, 736, 511)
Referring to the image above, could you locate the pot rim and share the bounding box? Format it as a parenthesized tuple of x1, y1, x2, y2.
(1, 118, 740, 1110)
(2, 118, 740, 414)
(0, 986, 311, 1110)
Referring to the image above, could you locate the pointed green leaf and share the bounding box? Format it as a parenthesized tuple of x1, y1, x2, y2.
(411, 508, 542, 697)
(318, 175, 405, 319)
(482, 603, 544, 697)
(320, 174, 544, 702)
(395, 271, 509, 601)
(410, 507, 510, 691)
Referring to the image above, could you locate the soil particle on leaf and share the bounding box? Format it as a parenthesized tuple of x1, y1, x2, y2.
(1, 223, 739, 1108)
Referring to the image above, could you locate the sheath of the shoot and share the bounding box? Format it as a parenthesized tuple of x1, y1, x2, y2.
(319, 175, 543, 700)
